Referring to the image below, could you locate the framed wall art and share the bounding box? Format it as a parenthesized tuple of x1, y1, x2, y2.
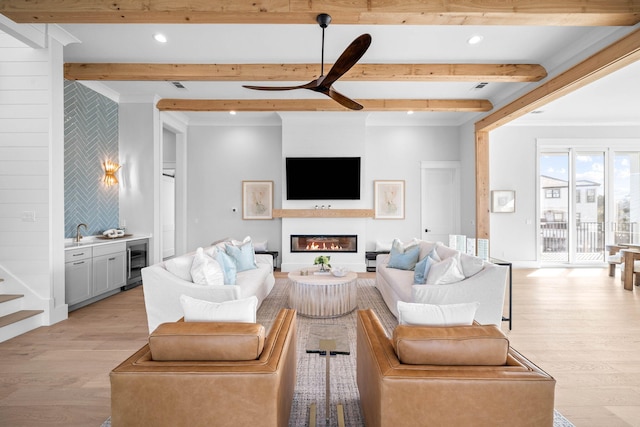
(242, 180, 274, 220)
(491, 190, 515, 213)
(374, 180, 405, 219)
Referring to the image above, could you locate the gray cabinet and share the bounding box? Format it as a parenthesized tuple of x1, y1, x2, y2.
(65, 248, 92, 306)
(65, 241, 127, 311)
(93, 242, 126, 295)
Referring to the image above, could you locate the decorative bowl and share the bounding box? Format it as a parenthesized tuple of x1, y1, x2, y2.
(331, 267, 347, 277)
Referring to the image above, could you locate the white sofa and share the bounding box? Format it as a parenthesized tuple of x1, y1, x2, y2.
(142, 245, 275, 333)
(376, 240, 508, 325)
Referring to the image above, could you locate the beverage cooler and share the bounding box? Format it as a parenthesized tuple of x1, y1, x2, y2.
(124, 239, 148, 290)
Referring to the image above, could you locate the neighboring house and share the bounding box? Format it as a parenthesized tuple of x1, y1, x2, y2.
(540, 175, 603, 253)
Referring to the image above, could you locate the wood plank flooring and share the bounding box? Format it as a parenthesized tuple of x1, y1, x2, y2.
(0, 268, 638, 426)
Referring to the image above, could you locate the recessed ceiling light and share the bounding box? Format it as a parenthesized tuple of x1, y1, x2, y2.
(407, 111, 414, 115)
(467, 35, 484, 45)
(229, 111, 237, 115)
(153, 33, 167, 43)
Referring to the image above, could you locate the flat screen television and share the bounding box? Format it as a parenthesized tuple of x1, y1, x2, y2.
(286, 157, 361, 200)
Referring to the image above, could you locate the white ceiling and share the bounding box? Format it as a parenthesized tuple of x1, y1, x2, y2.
(56, 22, 640, 127)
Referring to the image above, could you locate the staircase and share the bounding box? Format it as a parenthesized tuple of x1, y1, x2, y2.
(0, 279, 44, 343)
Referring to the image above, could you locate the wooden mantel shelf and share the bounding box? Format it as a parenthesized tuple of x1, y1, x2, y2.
(273, 209, 374, 218)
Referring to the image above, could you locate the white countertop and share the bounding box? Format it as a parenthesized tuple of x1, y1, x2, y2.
(64, 234, 151, 250)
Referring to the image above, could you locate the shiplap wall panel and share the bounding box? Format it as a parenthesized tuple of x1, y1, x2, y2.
(0, 190, 49, 203)
(0, 246, 49, 260)
(0, 175, 49, 189)
(0, 61, 50, 75)
(0, 160, 48, 175)
(0, 218, 49, 232)
(0, 31, 50, 288)
(0, 76, 49, 90)
(0, 91, 49, 105)
(0, 134, 48, 147)
(0, 147, 49, 160)
(0, 203, 48, 217)
(0, 104, 50, 118)
(0, 118, 49, 133)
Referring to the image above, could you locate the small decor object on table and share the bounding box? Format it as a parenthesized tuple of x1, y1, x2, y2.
(314, 255, 331, 275)
(331, 266, 347, 277)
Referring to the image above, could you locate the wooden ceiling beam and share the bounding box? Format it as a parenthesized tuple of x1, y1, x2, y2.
(2, 0, 639, 26)
(156, 98, 493, 112)
(64, 63, 547, 83)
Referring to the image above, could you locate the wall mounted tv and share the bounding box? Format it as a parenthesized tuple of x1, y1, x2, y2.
(286, 157, 361, 200)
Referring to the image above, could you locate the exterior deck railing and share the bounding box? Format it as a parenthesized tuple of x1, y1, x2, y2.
(541, 221, 639, 255)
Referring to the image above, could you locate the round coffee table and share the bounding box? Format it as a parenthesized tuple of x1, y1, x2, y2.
(288, 270, 358, 318)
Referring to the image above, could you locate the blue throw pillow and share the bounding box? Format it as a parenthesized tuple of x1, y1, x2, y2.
(215, 250, 238, 285)
(225, 242, 257, 272)
(388, 244, 420, 270)
(414, 255, 436, 284)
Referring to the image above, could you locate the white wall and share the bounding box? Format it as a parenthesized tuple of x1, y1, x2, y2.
(489, 125, 640, 265)
(365, 121, 460, 248)
(181, 113, 462, 264)
(119, 102, 159, 261)
(458, 121, 477, 237)
(280, 113, 369, 270)
(0, 30, 66, 324)
(186, 124, 283, 252)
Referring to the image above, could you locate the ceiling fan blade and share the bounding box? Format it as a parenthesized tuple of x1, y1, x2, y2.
(321, 33, 372, 88)
(243, 81, 315, 91)
(328, 87, 364, 110)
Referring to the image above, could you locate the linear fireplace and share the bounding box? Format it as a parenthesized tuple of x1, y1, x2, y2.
(291, 235, 357, 253)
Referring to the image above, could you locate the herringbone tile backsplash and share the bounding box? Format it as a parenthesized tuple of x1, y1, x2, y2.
(64, 81, 119, 238)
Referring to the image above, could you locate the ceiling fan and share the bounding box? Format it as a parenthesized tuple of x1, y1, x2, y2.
(243, 13, 372, 111)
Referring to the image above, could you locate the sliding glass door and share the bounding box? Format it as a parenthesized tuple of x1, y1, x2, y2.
(611, 152, 640, 245)
(540, 153, 570, 263)
(540, 146, 640, 265)
(574, 152, 605, 263)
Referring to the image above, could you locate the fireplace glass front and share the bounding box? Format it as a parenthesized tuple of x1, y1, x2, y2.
(290, 235, 357, 253)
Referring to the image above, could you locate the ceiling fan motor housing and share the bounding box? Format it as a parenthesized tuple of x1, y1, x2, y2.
(317, 13, 332, 28)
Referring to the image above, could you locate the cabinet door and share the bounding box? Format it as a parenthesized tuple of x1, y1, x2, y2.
(93, 252, 126, 295)
(65, 259, 92, 305)
(107, 252, 127, 291)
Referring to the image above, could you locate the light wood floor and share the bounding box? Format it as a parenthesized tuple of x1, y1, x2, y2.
(0, 268, 639, 426)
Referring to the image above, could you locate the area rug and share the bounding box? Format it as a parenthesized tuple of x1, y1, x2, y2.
(102, 278, 574, 427)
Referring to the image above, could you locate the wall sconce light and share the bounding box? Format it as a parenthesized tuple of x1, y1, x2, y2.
(103, 160, 121, 186)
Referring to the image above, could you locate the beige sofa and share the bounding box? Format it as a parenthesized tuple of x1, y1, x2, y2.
(376, 240, 508, 325)
(142, 244, 275, 333)
(357, 309, 556, 427)
(111, 308, 297, 427)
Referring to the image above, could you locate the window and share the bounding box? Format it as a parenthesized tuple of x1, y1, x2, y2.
(545, 189, 560, 198)
(587, 189, 596, 203)
(576, 189, 581, 203)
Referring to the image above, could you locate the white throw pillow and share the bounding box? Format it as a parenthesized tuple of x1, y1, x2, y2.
(459, 253, 485, 278)
(231, 235, 252, 246)
(180, 295, 258, 323)
(434, 241, 459, 260)
(375, 240, 393, 252)
(190, 247, 224, 285)
(164, 255, 195, 282)
(397, 301, 480, 326)
(253, 240, 268, 252)
(426, 255, 465, 285)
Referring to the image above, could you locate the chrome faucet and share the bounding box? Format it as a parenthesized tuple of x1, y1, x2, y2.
(76, 223, 88, 242)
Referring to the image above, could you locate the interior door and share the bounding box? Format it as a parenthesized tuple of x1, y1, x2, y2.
(421, 161, 461, 243)
(161, 173, 175, 259)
